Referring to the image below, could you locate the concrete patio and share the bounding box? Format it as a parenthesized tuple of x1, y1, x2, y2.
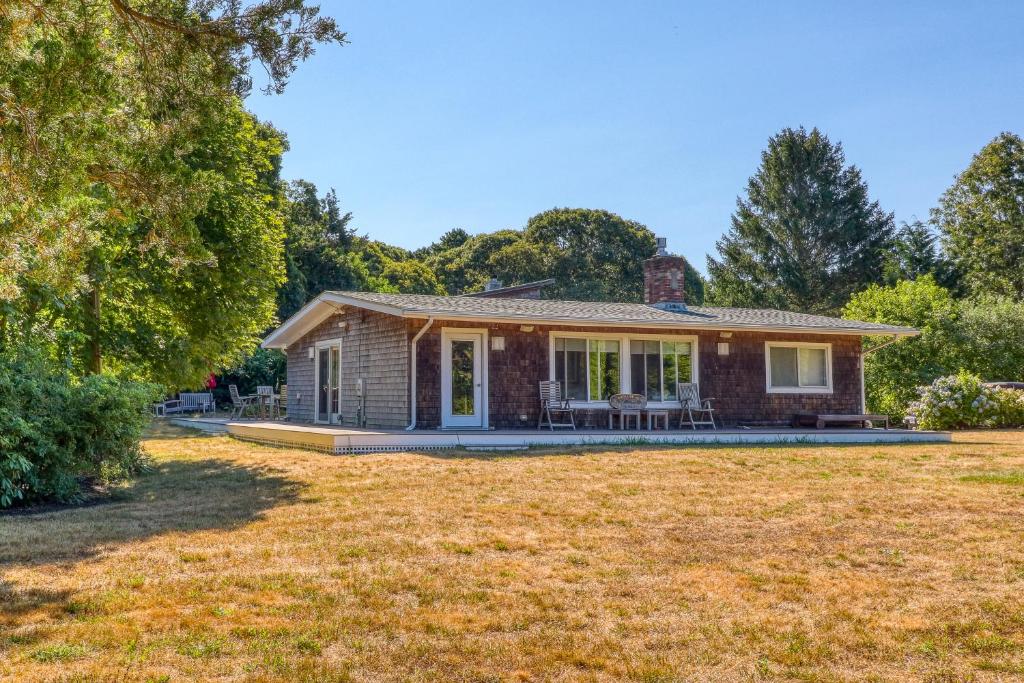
(168, 417, 951, 455)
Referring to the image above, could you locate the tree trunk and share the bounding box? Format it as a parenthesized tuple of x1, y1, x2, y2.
(84, 263, 102, 374)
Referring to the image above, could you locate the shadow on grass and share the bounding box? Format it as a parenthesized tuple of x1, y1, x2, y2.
(0, 456, 302, 568)
(143, 420, 224, 440)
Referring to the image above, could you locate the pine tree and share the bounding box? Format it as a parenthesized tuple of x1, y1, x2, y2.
(707, 127, 894, 315)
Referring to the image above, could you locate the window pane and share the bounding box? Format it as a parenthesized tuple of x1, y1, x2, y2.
(663, 349, 677, 401)
(555, 338, 587, 399)
(799, 348, 827, 387)
(588, 339, 620, 400)
(631, 341, 661, 399)
(626, 348, 643, 395)
(450, 340, 475, 415)
(770, 346, 799, 387)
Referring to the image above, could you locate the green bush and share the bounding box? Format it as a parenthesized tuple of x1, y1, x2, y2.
(908, 373, 1024, 430)
(991, 387, 1024, 427)
(0, 355, 159, 508)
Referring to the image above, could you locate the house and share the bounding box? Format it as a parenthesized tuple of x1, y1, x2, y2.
(261, 240, 917, 430)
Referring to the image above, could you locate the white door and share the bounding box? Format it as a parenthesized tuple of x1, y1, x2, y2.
(441, 331, 485, 428)
(315, 341, 342, 424)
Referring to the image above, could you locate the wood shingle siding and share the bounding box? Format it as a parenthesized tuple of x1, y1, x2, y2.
(285, 308, 409, 427)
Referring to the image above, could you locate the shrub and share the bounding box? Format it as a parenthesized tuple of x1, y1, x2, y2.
(0, 355, 159, 508)
(908, 373, 1024, 430)
(991, 387, 1024, 428)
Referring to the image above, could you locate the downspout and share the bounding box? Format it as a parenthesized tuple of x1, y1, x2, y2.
(860, 335, 904, 412)
(406, 317, 434, 431)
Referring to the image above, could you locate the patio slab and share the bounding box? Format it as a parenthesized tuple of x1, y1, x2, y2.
(167, 417, 951, 454)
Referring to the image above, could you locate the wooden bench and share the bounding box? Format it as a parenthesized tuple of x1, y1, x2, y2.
(157, 392, 215, 416)
(793, 413, 889, 430)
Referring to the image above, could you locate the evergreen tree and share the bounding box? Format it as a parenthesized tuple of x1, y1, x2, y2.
(933, 132, 1024, 299)
(707, 127, 894, 315)
(883, 220, 959, 290)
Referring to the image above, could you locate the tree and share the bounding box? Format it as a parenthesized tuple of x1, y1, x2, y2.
(934, 132, 1024, 299)
(707, 127, 894, 315)
(844, 277, 958, 419)
(844, 277, 1024, 419)
(0, 1, 344, 382)
(883, 220, 959, 290)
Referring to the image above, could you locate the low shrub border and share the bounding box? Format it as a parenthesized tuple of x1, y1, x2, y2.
(908, 372, 1024, 430)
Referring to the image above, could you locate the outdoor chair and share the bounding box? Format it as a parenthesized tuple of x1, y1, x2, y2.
(256, 385, 275, 419)
(538, 380, 576, 430)
(608, 393, 645, 430)
(272, 384, 287, 419)
(678, 382, 716, 430)
(229, 384, 257, 419)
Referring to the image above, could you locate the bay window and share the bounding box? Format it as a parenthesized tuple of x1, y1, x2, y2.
(765, 342, 831, 393)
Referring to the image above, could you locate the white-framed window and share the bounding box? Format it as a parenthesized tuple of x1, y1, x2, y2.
(550, 333, 698, 404)
(629, 339, 694, 401)
(765, 342, 832, 393)
(553, 337, 621, 401)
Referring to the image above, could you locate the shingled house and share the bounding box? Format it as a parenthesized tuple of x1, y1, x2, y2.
(261, 242, 916, 430)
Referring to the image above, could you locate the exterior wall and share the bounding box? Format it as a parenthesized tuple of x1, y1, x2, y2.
(415, 320, 863, 429)
(285, 308, 409, 428)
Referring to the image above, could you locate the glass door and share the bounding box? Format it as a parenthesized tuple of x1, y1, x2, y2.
(315, 341, 342, 424)
(441, 331, 485, 428)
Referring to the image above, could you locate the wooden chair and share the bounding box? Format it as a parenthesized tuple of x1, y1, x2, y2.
(229, 384, 256, 419)
(273, 384, 288, 419)
(256, 385, 274, 419)
(678, 382, 717, 430)
(608, 393, 645, 430)
(538, 380, 576, 430)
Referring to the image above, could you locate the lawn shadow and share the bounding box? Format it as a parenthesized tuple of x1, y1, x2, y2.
(0, 456, 302, 569)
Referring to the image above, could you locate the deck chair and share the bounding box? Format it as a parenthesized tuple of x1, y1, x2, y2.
(678, 382, 717, 430)
(538, 380, 576, 430)
(229, 384, 257, 418)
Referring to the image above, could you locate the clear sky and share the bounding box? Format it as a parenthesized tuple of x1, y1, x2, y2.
(245, 1, 1024, 274)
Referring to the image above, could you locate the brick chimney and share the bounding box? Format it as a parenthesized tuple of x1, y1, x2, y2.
(643, 237, 687, 311)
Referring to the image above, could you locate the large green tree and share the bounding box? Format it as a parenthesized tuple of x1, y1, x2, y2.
(0, 1, 343, 384)
(421, 209, 705, 303)
(933, 132, 1024, 299)
(707, 127, 894, 315)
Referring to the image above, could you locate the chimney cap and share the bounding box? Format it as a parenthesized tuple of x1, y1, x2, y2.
(655, 237, 668, 256)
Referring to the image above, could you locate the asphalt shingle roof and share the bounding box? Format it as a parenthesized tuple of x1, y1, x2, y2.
(325, 291, 917, 336)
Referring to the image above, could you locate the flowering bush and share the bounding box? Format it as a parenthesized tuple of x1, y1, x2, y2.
(908, 373, 1024, 430)
(992, 386, 1024, 427)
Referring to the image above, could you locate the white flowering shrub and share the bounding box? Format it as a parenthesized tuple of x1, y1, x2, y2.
(908, 373, 1024, 430)
(992, 387, 1024, 427)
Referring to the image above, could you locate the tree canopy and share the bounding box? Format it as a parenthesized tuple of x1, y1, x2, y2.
(933, 132, 1024, 299)
(707, 127, 893, 315)
(0, 0, 343, 385)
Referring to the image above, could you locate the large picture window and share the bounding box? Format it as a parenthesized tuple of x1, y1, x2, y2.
(630, 340, 693, 401)
(553, 334, 695, 403)
(766, 343, 831, 393)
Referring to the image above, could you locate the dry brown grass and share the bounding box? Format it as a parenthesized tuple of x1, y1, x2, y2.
(2, 426, 1024, 682)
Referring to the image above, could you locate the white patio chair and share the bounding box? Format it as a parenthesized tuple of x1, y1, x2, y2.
(229, 384, 257, 419)
(678, 382, 717, 430)
(538, 380, 576, 430)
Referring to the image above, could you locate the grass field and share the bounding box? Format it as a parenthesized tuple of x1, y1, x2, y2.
(2, 425, 1023, 682)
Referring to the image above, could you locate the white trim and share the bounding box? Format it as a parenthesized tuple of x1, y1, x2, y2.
(440, 327, 489, 429)
(548, 331, 699, 405)
(313, 338, 344, 424)
(764, 341, 833, 394)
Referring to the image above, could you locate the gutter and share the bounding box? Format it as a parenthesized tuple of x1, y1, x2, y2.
(860, 335, 907, 412)
(406, 317, 434, 431)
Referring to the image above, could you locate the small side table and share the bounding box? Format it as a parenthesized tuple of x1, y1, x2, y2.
(646, 410, 669, 430)
(609, 410, 642, 429)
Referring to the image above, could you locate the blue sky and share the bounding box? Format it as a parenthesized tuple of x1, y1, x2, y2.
(245, 1, 1024, 274)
